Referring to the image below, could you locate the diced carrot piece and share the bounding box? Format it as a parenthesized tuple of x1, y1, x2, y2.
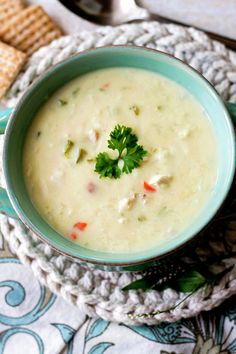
(95, 131, 100, 141)
(69, 232, 77, 240)
(144, 181, 157, 192)
(74, 222, 87, 231)
(100, 82, 110, 91)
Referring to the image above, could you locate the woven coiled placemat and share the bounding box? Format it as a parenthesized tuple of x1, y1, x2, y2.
(1, 21, 236, 325)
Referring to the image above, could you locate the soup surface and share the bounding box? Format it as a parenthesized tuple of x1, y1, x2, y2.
(23, 68, 217, 253)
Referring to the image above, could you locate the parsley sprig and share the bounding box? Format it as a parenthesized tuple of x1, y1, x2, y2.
(122, 265, 233, 319)
(122, 267, 232, 293)
(95, 125, 147, 179)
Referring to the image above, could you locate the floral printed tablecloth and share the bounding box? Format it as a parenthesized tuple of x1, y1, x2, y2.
(0, 232, 236, 354)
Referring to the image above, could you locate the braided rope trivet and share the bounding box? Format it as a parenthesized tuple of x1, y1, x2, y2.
(1, 21, 236, 325)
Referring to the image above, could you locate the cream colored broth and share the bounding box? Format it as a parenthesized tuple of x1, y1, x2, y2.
(23, 68, 217, 253)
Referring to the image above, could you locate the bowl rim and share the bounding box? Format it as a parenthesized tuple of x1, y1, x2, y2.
(3, 45, 236, 267)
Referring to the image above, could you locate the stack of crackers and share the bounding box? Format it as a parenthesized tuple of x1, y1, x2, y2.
(0, 0, 63, 98)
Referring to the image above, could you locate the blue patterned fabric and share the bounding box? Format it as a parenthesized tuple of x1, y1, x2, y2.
(1, 233, 236, 353)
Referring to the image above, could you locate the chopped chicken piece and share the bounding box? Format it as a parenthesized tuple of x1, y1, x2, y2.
(178, 127, 192, 139)
(153, 148, 171, 161)
(138, 193, 147, 205)
(118, 217, 126, 224)
(50, 169, 64, 182)
(92, 120, 101, 129)
(149, 174, 173, 186)
(88, 129, 100, 143)
(118, 193, 137, 213)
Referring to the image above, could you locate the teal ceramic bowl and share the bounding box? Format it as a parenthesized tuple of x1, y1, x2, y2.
(0, 46, 236, 272)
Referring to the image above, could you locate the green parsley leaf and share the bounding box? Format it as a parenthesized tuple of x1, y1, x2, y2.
(95, 125, 147, 179)
(95, 152, 121, 179)
(171, 270, 206, 293)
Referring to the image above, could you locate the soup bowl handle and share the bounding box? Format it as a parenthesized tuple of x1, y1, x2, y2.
(0, 108, 18, 218)
(0, 108, 13, 134)
(0, 102, 236, 220)
(227, 102, 236, 124)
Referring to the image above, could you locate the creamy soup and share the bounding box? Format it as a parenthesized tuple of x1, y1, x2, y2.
(23, 68, 217, 253)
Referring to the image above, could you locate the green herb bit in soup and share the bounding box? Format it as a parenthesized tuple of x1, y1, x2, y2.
(138, 215, 147, 222)
(156, 105, 163, 111)
(36, 131, 41, 138)
(64, 142, 87, 164)
(95, 125, 148, 179)
(72, 87, 80, 96)
(130, 105, 140, 116)
(64, 140, 74, 158)
(87, 158, 96, 163)
(58, 98, 68, 106)
(76, 148, 87, 163)
(158, 206, 168, 215)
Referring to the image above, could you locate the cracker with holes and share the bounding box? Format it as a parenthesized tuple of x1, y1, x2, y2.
(0, 5, 63, 56)
(0, 0, 25, 25)
(0, 41, 26, 98)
